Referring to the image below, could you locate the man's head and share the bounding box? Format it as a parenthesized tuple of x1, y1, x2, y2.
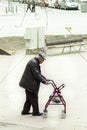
(37, 51, 46, 64)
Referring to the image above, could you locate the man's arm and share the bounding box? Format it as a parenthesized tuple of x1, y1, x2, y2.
(30, 62, 46, 83)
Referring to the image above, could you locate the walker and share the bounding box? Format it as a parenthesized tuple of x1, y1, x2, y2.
(43, 80, 66, 119)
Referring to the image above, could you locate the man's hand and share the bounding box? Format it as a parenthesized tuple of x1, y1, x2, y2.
(45, 81, 49, 85)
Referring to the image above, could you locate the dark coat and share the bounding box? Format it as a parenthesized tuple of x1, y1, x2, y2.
(19, 57, 46, 94)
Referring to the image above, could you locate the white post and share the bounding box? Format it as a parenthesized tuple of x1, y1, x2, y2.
(8, 0, 12, 12)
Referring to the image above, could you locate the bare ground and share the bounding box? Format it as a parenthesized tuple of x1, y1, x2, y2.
(0, 35, 87, 55)
(0, 37, 25, 55)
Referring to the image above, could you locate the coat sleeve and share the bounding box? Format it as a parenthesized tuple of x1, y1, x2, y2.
(29, 61, 46, 84)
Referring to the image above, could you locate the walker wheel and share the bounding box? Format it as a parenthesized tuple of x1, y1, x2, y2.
(61, 110, 66, 119)
(43, 112, 48, 118)
(43, 110, 48, 118)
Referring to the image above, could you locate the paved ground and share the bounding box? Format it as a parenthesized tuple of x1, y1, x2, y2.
(0, 52, 87, 130)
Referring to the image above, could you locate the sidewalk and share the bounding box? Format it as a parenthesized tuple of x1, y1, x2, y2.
(0, 52, 87, 130)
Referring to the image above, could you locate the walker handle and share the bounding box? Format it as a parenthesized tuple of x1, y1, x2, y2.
(46, 79, 65, 90)
(46, 79, 57, 88)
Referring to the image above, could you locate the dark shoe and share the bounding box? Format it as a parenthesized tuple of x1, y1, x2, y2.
(32, 112, 43, 116)
(21, 111, 32, 115)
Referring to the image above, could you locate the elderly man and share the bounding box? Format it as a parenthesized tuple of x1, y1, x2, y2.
(19, 51, 48, 116)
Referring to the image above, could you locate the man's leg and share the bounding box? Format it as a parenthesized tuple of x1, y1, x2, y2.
(27, 92, 39, 113)
(28, 92, 43, 116)
(22, 90, 32, 114)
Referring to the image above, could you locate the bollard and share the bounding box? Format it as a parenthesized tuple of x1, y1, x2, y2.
(6, 7, 8, 14)
(16, 6, 17, 13)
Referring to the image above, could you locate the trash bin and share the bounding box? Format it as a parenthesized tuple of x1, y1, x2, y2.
(81, 0, 87, 12)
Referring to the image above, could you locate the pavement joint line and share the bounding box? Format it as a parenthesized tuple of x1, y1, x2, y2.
(0, 55, 26, 84)
(74, 48, 87, 62)
(0, 121, 34, 128)
(0, 122, 47, 129)
(0, 13, 19, 16)
(0, 121, 25, 126)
